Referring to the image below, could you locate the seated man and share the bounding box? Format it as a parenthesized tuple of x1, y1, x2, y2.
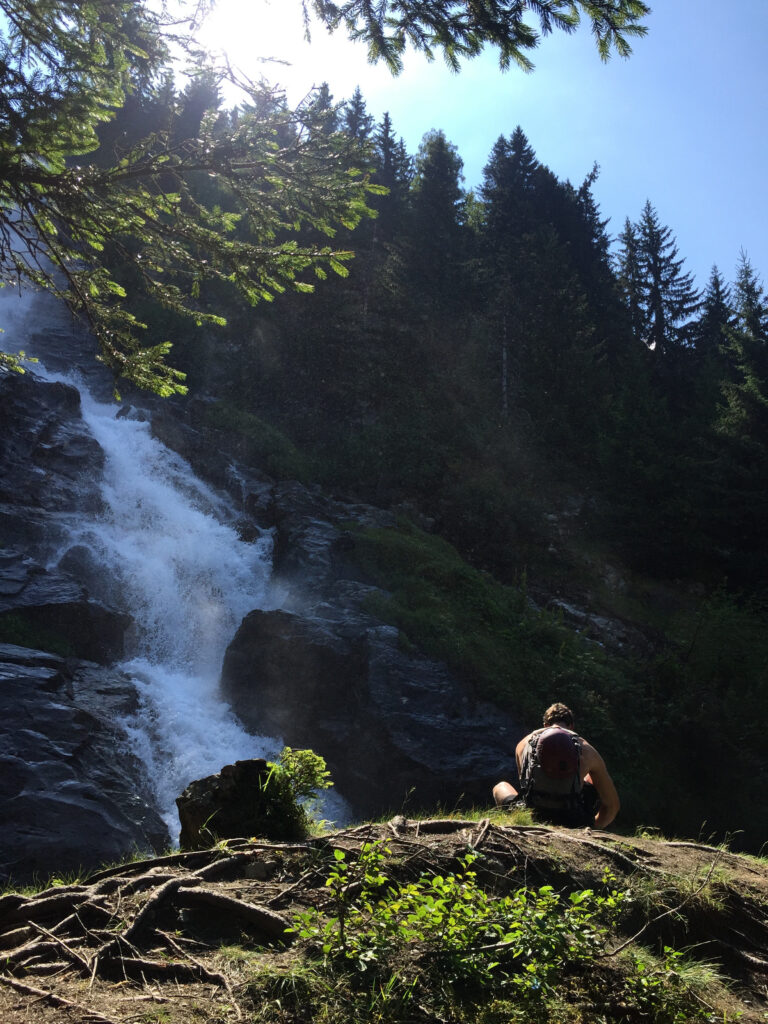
(493, 702, 620, 829)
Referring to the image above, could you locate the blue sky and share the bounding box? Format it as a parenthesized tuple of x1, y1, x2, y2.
(200, 0, 766, 293)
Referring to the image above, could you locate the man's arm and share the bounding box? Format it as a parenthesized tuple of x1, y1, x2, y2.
(581, 744, 620, 828)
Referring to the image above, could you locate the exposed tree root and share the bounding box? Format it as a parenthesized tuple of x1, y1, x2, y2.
(0, 973, 120, 1024)
(0, 821, 766, 1022)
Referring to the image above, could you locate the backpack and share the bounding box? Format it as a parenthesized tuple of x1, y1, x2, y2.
(519, 726, 584, 815)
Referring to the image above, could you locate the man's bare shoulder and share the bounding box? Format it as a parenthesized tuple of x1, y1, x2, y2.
(578, 738, 606, 773)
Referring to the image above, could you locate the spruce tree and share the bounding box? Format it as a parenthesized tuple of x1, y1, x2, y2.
(342, 86, 375, 144)
(363, 112, 412, 252)
(635, 200, 700, 356)
(305, 0, 649, 72)
(616, 218, 647, 346)
(718, 254, 768, 437)
(695, 266, 735, 356)
(688, 265, 736, 420)
(706, 255, 768, 581)
(408, 130, 467, 319)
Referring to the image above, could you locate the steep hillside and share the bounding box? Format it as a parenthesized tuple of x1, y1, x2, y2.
(1, 817, 766, 1023)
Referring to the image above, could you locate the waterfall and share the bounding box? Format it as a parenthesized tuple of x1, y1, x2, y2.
(2, 295, 283, 838)
(65, 386, 282, 837)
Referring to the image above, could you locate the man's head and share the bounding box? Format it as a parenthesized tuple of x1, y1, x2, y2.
(542, 702, 574, 729)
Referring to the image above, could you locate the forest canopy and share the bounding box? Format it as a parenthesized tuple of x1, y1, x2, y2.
(0, 0, 648, 392)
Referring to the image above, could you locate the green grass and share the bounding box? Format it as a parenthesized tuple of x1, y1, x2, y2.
(203, 400, 310, 481)
(349, 519, 634, 724)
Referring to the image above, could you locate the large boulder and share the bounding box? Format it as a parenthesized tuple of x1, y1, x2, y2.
(0, 643, 168, 885)
(221, 608, 520, 817)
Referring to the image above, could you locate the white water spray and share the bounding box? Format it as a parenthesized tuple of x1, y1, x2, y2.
(66, 387, 282, 837)
(0, 284, 283, 837)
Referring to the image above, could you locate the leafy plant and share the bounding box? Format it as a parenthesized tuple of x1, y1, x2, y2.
(253, 747, 334, 839)
(292, 841, 626, 997)
(621, 945, 719, 1024)
(273, 747, 334, 802)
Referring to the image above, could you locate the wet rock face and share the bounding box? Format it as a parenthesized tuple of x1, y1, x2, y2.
(0, 369, 164, 885)
(0, 643, 168, 885)
(0, 370, 104, 537)
(0, 550, 132, 664)
(0, 371, 132, 667)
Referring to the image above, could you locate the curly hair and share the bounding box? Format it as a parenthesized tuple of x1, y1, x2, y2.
(542, 702, 574, 728)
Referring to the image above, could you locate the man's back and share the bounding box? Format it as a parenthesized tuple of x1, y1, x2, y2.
(493, 702, 620, 829)
(515, 726, 620, 829)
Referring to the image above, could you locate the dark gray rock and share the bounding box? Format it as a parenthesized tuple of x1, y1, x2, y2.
(221, 608, 520, 817)
(0, 367, 163, 885)
(0, 642, 168, 886)
(176, 758, 305, 849)
(0, 369, 104, 526)
(0, 550, 131, 664)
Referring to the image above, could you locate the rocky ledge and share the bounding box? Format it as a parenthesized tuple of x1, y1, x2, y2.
(0, 642, 168, 885)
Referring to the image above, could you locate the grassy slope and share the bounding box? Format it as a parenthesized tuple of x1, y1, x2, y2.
(345, 520, 768, 853)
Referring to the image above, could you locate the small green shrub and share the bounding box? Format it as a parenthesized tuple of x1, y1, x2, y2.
(289, 842, 714, 1022)
(292, 842, 624, 995)
(621, 946, 720, 1024)
(256, 747, 334, 839)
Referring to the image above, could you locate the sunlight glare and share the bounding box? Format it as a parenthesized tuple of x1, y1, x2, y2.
(196, 0, 307, 72)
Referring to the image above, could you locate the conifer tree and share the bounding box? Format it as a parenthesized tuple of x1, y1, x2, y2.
(687, 265, 736, 419)
(374, 112, 414, 239)
(408, 130, 467, 318)
(695, 265, 735, 356)
(306, 0, 649, 72)
(733, 251, 768, 350)
(305, 82, 341, 135)
(704, 254, 768, 581)
(718, 254, 768, 436)
(616, 218, 647, 346)
(342, 86, 375, 144)
(477, 126, 613, 439)
(635, 200, 700, 356)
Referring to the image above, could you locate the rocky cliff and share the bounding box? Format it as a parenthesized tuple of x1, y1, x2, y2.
(0, 370, 168, 883)
(1, 345, 525, 881)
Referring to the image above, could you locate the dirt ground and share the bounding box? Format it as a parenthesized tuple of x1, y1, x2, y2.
(1, 818, 767, 1023)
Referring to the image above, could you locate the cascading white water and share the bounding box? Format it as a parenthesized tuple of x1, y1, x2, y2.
(3, 291, 352, 838)
(68, 387, 283, 836)
(60, 384, 282, 837)
(0, 282, 283, 838)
